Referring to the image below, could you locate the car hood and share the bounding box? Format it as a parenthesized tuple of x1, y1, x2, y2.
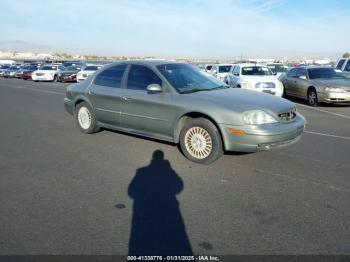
(184, 88, 295, 115)
(312, 78, 350, 89)
(240, 75, 280, 84)
(34, 70, 56, 74)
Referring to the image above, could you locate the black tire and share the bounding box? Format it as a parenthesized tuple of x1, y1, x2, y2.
(307, 88, 318, 107)
(282, 85, 287, 98)
(75, 102, 100, 134)
(179, 118, 223, 164)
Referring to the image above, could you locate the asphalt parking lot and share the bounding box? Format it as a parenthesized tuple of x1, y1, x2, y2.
(0, 78, 349, 255)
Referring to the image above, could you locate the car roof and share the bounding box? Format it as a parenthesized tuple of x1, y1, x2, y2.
(106, 60, 181, 67)
(298, 66, 334, 70)
(235, 63, 269, 67)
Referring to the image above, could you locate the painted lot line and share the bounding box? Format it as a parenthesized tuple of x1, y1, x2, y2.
(304, 131, 350, 141)
(297, 103, 350, 119)
(4, 84, 65, 96)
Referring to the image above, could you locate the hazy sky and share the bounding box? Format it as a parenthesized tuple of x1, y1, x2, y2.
(0, 0, 349, 58)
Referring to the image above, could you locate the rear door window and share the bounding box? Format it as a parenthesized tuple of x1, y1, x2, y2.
(94, 65, 127, 88)
(336, 59, 346, 69)
(287, 68, 298, 78)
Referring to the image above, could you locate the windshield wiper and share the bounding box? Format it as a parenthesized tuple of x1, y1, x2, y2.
(181, 85, 229, 94)
(210, 85, 229, 90)
(181, 88, 206, 94)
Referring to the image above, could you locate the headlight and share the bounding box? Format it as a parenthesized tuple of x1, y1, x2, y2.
(243, 110, 277, 125)
(325, 87, 345, 93)
(241, 82, 252, 88)
(277, 81, 284, 89)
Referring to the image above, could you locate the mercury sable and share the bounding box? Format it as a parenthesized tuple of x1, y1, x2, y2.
(64, 61, 305, 164)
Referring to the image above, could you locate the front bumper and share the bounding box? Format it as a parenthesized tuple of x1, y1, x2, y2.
(77, 76, 87, 82)
(22, 74, 32, 80)
(59, 75, 77, 82)
(319, 91, 350, 103)
(219, 114, 306, 152)
(64, 97, 74, 115)
(32, 74, 55, 81)
(241, 87, 283, 97)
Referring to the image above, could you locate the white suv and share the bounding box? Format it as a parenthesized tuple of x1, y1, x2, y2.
(209, 64, 233, 81)
(335, 58, 350, 72)
(224, 63, 284, 97)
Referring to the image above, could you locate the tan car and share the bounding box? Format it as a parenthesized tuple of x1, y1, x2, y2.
(281, 66, 350, 106)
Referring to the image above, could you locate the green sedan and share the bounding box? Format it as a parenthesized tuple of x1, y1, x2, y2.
(64, 60, 306, 164)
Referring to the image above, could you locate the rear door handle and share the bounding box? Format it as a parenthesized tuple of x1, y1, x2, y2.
(122, 96, 133, 102)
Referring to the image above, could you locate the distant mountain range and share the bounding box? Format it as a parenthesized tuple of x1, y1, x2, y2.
(0, 41, 50, 53)
(0, 40, 344, 61)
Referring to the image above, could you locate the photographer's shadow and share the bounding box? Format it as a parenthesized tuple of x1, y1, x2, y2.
(128, 150, 193, 256)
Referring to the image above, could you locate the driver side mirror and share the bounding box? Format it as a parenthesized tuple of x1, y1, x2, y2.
(299, 75, 307, 80)
(147, 84, 163, 93)
(233, 73, 239, 76)
(212, 70, 217, 74)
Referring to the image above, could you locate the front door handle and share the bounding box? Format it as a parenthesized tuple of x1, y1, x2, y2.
(122, 96, 133, 102)
(88, 89, 94, 95)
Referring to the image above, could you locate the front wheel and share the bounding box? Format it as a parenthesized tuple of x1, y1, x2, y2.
(307, 89, 318, 107)
(179, 118, 223, 164)
(75, 102, 100, 134)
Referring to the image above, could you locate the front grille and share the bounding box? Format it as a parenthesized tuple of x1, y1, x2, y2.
(255, 82, 275, 89)
(278, 108, 297, 122)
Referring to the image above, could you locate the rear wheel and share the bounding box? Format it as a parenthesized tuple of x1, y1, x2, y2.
(75, 102, 100, 134)
(307, 88, 318, 107)
(179, 118, 223, 164)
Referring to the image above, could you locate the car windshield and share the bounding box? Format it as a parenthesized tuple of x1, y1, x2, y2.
(268, 64, 288, 73)
(307, 68, 348, 79)
(157, 63, 228, 94)
(218, 65, 232, 73)
(41, 66, 57, 70)
(84, 66, 100, 71)
(242, 66, 273, 76)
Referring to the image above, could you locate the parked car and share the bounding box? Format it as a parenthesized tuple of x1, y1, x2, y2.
(21, 65, 40, 80)
(224, 64, 284, 97)
(32, 65, 64, 82)
(335, 58, 350, 72)
(64, 61, 305, 164)
(76, 65, 103, 82)
(266, 63, 290, 78)
(209, 64, 233, 81)
(281, 66, 350, 106)
(3, 65, 21, 78)
(0, 64, 11, 77)
(58, 65, 84, 82)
